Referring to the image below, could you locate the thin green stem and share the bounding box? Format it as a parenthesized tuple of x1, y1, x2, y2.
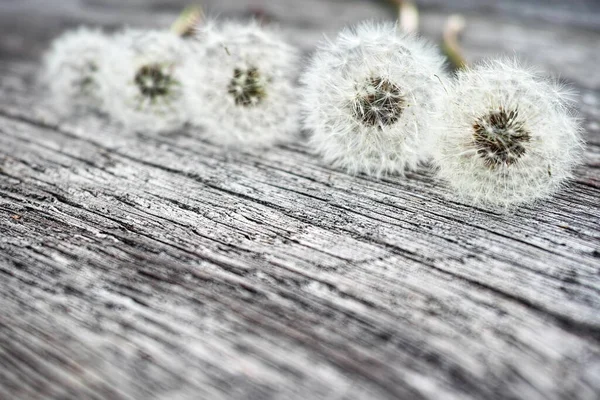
(390, 0, 419, 33)
(442, 14, 468, 70)
(171, 5, 204, 37)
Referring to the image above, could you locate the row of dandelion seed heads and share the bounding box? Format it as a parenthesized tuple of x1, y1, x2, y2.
(41, 21, 294, 139)
(40, 18, 583, 208)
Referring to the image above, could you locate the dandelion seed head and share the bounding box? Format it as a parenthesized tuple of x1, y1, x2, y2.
(300, 21, 446, 176)
(41, 27, 111, 113)
(183, 20, 300, 148)
(97, 29, 188, 133)
(432, 59, 584, 208)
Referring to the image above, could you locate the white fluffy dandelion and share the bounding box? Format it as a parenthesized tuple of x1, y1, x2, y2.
(300, 21, 446, 176)
(432, 59, 583, 207)
(41, 27, 111, 113)
(183, 20, 301, 148)
(98, 29, 189, 133)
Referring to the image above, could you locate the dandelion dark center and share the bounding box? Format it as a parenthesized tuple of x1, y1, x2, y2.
(473, 108, 531, 169)
(134, 64, 175, 100)
(353, 77, 405, 128)
(228, 67, 267, 107)
(77, 61, 98, 92)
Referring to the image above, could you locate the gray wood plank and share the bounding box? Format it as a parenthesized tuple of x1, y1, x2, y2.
(0, 1, 599, 399)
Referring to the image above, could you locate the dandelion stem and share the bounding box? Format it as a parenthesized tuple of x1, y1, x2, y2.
(171, 5, 204, 37)
(390, 0, 419, 33)
(442, 14, 467, 70)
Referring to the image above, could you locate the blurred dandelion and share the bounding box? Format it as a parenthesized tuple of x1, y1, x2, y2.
(41, 27, 111, 113)
(98, 29, 189, 133)
(183, 21, 300, 148)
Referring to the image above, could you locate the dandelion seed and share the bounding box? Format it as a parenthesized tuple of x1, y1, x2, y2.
(97, 29, 188, 133)
(41, 27, 111, 113)
(300, 21, 447, 176)
(182, 21, 301, 148)
(432, 59, 583, 207)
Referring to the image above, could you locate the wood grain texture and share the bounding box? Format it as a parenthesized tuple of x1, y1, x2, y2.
(0, 1, 599, 399)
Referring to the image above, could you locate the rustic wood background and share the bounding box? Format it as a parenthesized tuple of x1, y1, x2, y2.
(1, 0, 599, 399)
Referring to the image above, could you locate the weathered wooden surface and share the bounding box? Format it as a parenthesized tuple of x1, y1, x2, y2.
(1, 0, 599, 399)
